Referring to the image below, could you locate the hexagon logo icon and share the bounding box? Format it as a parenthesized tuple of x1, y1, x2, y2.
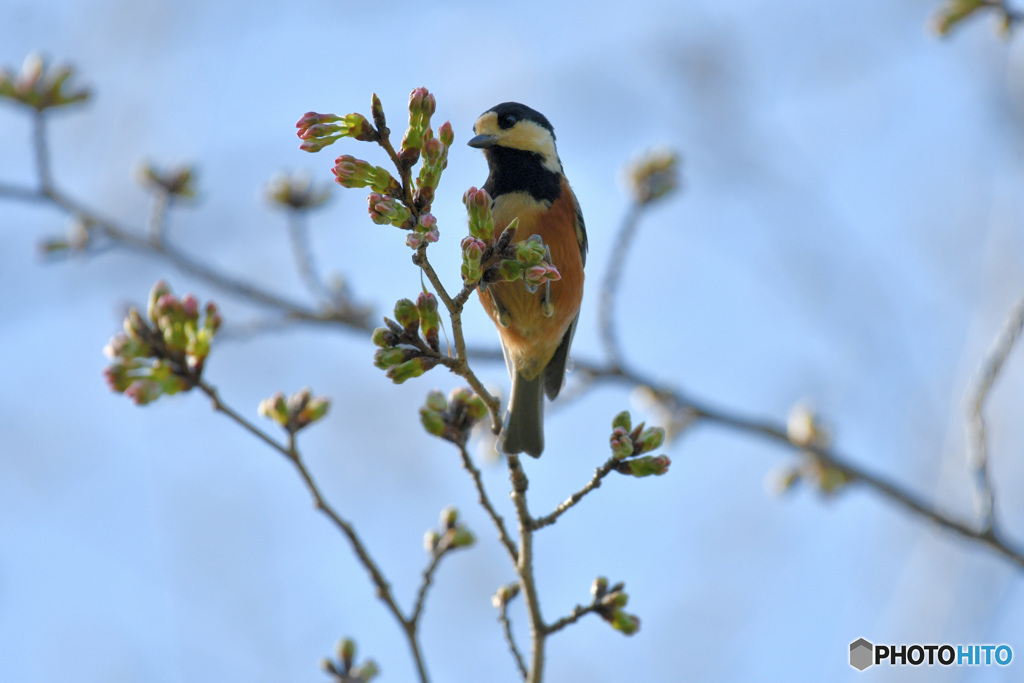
(850, 638, 874, 671)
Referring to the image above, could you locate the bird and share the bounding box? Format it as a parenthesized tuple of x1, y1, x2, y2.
(467, 102, 587, 457)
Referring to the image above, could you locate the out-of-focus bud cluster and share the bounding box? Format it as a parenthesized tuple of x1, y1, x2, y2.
(0, 53, 89, 111)
(591, 576, 641, 636)
(103, 281, 222, 405)
(264, 170, 331, 211)
(607, 411, 671, 477)
(460, 188, 562, 298)
(39, 214, 92, 257)
(258, 387, 330, 435)
(296, 111, 378, 153)
(371, 294, 444, 384)
(297, 89, 454, 250)
(491, 582, 521, 609)
(767, 401, 851, 497)
(136, 162, 197, 199)
(624, 148, 680, 206)
(423, 505, 476, 558)
(321, 637, 380, 683)
(418, 387, 488, 444)
(932, 0, 1013, 36)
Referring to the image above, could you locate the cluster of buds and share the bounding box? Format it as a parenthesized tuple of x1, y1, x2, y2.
(624, 148, 680, 206)
(608, 411, 671, 477)
(264, 170, 331, 211)
(136, 162, 197, 199)
(0, 53, 89, 111)
(932, 0, 1012, 36)
(419, 387, 488, 444)
(39, 214, 91, 257)
(768, 402, 850, 496)
(297, 90, 454, 249)
(460, 187, 562, 300)
(412, 121, 454, 210)
(371, 293, 442, 384)
(591, 577, 641, 636)
(422, 506, 476, 557)
(103, 281, 221, 405)
(296, 111, 378, 153)
(258, 387, 330, 435)
(321, 638, 379, 683)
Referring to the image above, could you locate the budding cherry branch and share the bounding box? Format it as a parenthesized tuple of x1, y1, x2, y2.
(2, 11, 1023, 677)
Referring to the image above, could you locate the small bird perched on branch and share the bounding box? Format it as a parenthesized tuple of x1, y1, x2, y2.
(468, 102, 587, 457)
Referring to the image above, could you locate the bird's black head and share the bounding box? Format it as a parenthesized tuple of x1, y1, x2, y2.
(468, 102, 561, 174)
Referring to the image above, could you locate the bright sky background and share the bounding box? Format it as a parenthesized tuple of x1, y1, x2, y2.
(2, 0, 1024, 681)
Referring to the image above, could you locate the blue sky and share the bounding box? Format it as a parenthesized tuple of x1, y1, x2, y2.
(2, 0, 1023, 681)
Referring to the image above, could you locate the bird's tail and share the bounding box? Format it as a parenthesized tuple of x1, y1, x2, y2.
(500, 371, 545, 457)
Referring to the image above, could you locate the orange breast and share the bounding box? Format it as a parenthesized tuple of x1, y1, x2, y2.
(478, 179, 584, 380)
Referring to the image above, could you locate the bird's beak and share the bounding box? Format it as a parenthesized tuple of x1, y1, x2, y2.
(467, 133, 498, 149)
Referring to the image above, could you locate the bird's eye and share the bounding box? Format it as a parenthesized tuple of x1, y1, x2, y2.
(498, 113, 516, 129)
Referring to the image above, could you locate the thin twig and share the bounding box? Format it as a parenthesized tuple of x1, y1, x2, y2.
(531, 457, 619, 531)
(194, 380, 432, 683)
(964, 291, 1024, 532)
(457, 443, 518, 562)
(285, 209, 331, 303)
(413, 247, 502, 430)
(498, 599, 528, 680)
(598, 202, 644, 366)
(544, 602, 602, 637)
(506, 455, 545, 683)
(410, 548, 447, 628)
(148, 191, 169, 245)
(0, 182, 47, 202)
(33, 110, 53, 192)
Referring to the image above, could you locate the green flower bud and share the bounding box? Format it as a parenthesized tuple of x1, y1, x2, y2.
(438, 120, 454, 147)
(619, 454, 671, 477)
(371, 326, 399, 348)
(338, 638, 356, 670)
(637, 426, 666, 454)
(425, 390, 447, 413)
(463, 186, 494, 242)
(125, 379, 163, 405)
(147, 281, 171, 323)
(515, 234, 547, 265)
(370, 93, 386, 131)
(601, 591, 629, 611)
(591, 576, 609, 599)
(373, 347, 411, 370)
(463, 393, 488, 422)
(386, 356, 436, 384)
(450, 527, 475, 548)
(423, 529, 440, 553)
(496, 259, 524, 282)
(297, 396, 330, 426)
(610, 611, 640, 636)
(417, 292, 440, 351)
(419, 405, 447, 437)
(357, 660, 380, 681)
(440, 505, 458, 530)
(258, 392, 289, 426)
(610, 428, 634, 459)
(393, 298, 419, 331)
(492, 582, 520, 608)
(611, 411, 632, 432)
